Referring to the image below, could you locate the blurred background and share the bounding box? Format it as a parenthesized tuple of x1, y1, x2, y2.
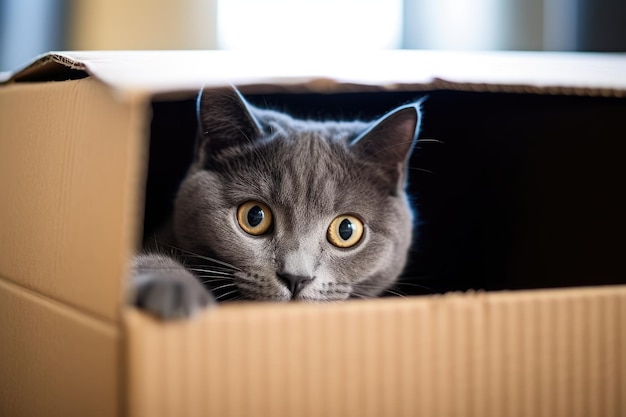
(1, 0, 625, 72)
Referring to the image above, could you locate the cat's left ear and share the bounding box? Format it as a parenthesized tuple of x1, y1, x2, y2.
(196, 86, 262, 159)
(351, 103, 422, 190)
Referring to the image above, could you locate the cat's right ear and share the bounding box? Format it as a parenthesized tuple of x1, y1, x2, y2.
(196, 86, 262, 156)
(350, 102, 421, 191)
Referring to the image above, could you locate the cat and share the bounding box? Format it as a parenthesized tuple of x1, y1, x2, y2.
(131, 86, 422, 319)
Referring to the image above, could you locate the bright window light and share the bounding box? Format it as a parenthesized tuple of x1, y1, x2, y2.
(217, 0, 403, 50)
(409, 0, 503, 50)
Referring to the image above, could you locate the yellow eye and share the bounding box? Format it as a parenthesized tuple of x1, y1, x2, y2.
(327, 215, 364, 248)
(237, 201, 273, 235)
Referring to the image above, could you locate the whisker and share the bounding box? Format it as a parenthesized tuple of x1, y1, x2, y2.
(150, 240, 240, 270)
(215, 288, 241, 301)
(133, 266, 193, 271)
(209, 282, 239, 292)
(181, 255, 241, 271)
(184, 262, 238, 271)
(393, 280, 436, 292)
(382, 288, 408, 298)
(407, 167, 433, 174)
(349, 292, 372, 300)
(163, 245, 241, 271)
(196, 275, 235, 282)
(188, 268, 236, 276)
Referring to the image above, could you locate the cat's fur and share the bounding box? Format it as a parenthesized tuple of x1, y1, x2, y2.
(131, 86, 422, 319)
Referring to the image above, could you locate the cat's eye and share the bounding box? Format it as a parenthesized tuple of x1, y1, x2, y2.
(237, 201, 273, 235)
(327, 215, 364, 248)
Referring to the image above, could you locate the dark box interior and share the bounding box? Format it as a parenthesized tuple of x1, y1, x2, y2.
(144, 89, 626, 296)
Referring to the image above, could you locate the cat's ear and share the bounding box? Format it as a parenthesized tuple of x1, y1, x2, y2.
(351, 103, 422, 190)
(196, 86, 262, 155)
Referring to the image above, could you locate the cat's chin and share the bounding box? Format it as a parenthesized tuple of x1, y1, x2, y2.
(293, 294, 350, 303)
(236, 285, 352, 303)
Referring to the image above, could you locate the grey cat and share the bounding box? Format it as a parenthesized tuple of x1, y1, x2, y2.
(131, 86, 422, 319)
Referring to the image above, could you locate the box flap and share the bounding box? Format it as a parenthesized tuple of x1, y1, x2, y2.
(0, 52, 89, 83)
(0, 77, 147, 322)
(3, 50, 626, 97)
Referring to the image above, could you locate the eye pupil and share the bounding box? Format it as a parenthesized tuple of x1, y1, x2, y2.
(238, 201, 273, 235)
(327, 214, 363, 248)
(247, 206, 264, 227)
(338, 219, 353, 240)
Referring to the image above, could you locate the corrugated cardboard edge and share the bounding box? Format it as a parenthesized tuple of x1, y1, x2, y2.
(3, 51, 626, 99)
(0, 52, 89, 83)
(125, 285, 625, 417)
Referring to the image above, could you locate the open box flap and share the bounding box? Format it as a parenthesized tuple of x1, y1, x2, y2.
(3, 50, 626, 97)
(0, 76, 148, 322)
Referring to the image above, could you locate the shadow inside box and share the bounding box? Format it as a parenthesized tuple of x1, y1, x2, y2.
(143, 89, 626, 299)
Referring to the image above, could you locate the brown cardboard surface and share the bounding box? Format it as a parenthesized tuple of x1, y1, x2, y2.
(0, 277, 119, 417)
(126, 285, 626, 417)
(0, 77, 147, 321)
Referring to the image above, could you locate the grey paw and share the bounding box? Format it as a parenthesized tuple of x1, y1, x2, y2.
(133, 272, 215, 319)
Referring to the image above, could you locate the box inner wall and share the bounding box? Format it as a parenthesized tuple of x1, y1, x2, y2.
(143, 90, 626, 296)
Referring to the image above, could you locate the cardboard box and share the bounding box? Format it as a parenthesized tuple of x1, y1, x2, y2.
(1, 51, 625, 417)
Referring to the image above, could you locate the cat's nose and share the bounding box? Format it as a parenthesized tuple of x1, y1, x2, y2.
(276, 273, 315, 298)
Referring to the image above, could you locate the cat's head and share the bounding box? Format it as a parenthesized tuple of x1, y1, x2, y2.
(173, 86, 421, 302)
